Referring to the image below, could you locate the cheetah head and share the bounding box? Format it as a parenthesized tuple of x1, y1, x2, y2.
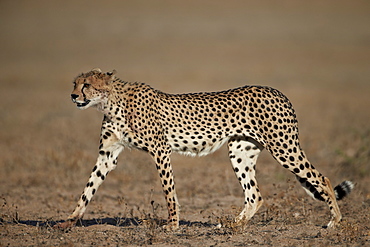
(71, 68, 116, 109)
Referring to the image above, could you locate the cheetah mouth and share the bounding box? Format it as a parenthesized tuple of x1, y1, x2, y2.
(76, 100, 91, 108)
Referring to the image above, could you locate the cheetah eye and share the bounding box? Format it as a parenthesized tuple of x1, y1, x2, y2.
(83, 83, 91, 88)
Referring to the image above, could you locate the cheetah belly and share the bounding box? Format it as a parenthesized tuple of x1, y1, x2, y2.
(170, 136, 230, 157)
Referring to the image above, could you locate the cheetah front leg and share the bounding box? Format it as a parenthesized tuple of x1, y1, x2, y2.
(56, 131, 123, 228)
(148, 144, 180, 230)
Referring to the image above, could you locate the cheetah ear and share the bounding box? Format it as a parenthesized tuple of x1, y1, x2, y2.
(91, 68, 102, 73)
(105, 69, 117, 83)
(106, 70, 116, 76)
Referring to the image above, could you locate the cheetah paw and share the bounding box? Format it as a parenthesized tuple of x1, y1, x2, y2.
(53, 219, 77, 229)
(162, 222, 179, 231)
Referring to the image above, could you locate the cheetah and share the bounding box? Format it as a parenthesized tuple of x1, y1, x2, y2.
(56, 68, 353, 230)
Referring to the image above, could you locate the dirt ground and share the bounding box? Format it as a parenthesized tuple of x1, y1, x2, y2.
(1, 1, 369, 246)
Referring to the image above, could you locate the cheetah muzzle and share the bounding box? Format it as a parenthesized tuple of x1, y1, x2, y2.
(73, 99, 91, 108)
(56, 68, 354, 230)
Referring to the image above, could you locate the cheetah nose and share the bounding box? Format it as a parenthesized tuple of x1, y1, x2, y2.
(71, 94, 79, 101)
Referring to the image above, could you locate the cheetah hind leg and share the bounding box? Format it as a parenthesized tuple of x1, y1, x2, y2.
(227, 137, 264, 226)
(276, 147, 354, 228)
(296, 174, 354, 228)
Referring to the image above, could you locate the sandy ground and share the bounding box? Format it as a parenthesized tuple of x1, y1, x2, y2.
(0, 1, 369, 246)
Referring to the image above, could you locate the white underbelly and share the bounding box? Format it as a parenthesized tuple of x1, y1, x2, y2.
(172, 137, 230, 157)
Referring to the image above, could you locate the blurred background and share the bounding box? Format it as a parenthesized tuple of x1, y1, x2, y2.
(0, 0, 369, 237)
(1, 1, 369, 90)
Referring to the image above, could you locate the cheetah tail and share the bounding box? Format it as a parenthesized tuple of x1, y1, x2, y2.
(334, 181, 354, 200)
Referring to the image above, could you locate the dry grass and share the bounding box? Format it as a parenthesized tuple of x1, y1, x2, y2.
(1, 1, 369, 246)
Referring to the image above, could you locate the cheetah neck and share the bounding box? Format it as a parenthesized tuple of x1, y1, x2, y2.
(94, 97, 110, 115)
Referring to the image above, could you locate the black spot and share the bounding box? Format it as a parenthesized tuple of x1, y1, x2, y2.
(250, 180, 255, 186)
(314, 191, 325, 201)
(297, 176, 307, 183)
